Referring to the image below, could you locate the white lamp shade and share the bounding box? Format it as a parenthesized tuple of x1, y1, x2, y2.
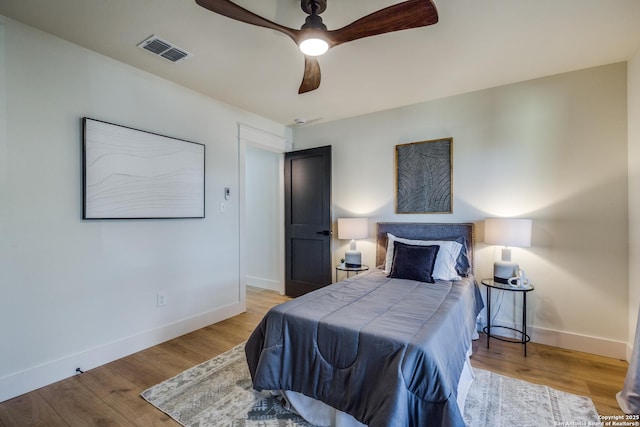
(484, 218, 532, 247)
(337, 218, 368, 240)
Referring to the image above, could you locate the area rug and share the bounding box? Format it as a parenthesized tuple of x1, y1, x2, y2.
(141, 343, 601, 427)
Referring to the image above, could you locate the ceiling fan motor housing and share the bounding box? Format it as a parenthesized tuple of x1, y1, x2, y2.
(302, 14, 327, 31)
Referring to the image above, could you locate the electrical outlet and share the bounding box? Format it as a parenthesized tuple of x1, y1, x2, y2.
(157, 292, 167, 307)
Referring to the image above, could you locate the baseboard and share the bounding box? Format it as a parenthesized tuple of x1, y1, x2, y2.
(245, 275, 283, 293)
(0, 301, 245, 403)
(492, 325, 627, 360)
(528, 325, 627, 360)
(478, 317, 627, 360)
(628, 342, 634, 362)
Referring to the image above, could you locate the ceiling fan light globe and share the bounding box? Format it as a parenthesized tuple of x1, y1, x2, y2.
(299, 38, 329, 56)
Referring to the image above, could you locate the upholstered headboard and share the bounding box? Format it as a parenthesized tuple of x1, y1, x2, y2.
(376, 222, 475, 272)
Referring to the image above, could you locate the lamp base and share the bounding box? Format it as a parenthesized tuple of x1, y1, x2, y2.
(494, 261, 519, 284)
(345, 250, 362, 268)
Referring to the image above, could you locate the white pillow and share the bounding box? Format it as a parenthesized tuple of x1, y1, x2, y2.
(384, 233, 462, 281)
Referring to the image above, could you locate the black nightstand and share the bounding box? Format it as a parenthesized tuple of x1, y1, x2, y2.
(336, 264, 369, 281)
(481, 278, 534, 356)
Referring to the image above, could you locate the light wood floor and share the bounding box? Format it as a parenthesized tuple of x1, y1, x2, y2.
(0, 287, 629, 426)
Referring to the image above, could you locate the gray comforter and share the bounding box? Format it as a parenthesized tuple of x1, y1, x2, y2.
(245, 270, 483, 427)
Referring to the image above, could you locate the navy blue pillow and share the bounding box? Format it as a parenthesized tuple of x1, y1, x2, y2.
(389, 242, 440, 283)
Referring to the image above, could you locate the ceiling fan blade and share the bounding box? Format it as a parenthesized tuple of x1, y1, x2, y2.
(327, 0, 438, 47)
(195, 0, 300, 42)
(298, 56, 321, 94)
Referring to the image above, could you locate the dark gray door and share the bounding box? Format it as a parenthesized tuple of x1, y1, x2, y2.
(284, 146, 332, 297)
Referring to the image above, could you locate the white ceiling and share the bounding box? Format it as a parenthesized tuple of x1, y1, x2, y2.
(1, 0, 640, 126)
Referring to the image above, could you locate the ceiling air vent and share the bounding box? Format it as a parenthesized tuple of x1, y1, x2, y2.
(137, 35, 192, 63)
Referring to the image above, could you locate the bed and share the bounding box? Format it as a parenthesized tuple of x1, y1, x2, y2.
(245, 222, 483, 427)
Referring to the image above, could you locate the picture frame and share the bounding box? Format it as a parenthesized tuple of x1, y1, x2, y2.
(82, 117, 205, 219)
(395, 137, 452, 214)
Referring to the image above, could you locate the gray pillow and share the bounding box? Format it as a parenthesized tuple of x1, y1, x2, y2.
(454, 236, 471, 277)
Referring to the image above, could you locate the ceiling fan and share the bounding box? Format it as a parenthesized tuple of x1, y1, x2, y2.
(195, 0, 439, 94)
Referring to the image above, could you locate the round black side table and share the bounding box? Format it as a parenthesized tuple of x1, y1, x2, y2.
(481, 278, 534, 356)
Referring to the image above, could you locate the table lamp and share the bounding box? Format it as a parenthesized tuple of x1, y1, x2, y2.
(338, 218, 368, 267)
(484, 218, 532, 284)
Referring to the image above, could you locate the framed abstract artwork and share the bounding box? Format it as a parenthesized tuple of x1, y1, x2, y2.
(395, 137, 452, 214)
(82, 117, 205, 219)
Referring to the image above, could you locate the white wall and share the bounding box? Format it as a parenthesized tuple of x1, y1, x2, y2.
(629, 49, 640, 360)
(245, 145, 283, 292)
(293, 63, 629, 359)
(0, 17, 287, 401)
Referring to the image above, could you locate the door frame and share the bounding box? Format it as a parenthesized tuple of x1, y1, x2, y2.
(238, 124, 292, 304)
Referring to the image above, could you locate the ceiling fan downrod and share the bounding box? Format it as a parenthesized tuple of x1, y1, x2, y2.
(301, 0, 327, 16)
